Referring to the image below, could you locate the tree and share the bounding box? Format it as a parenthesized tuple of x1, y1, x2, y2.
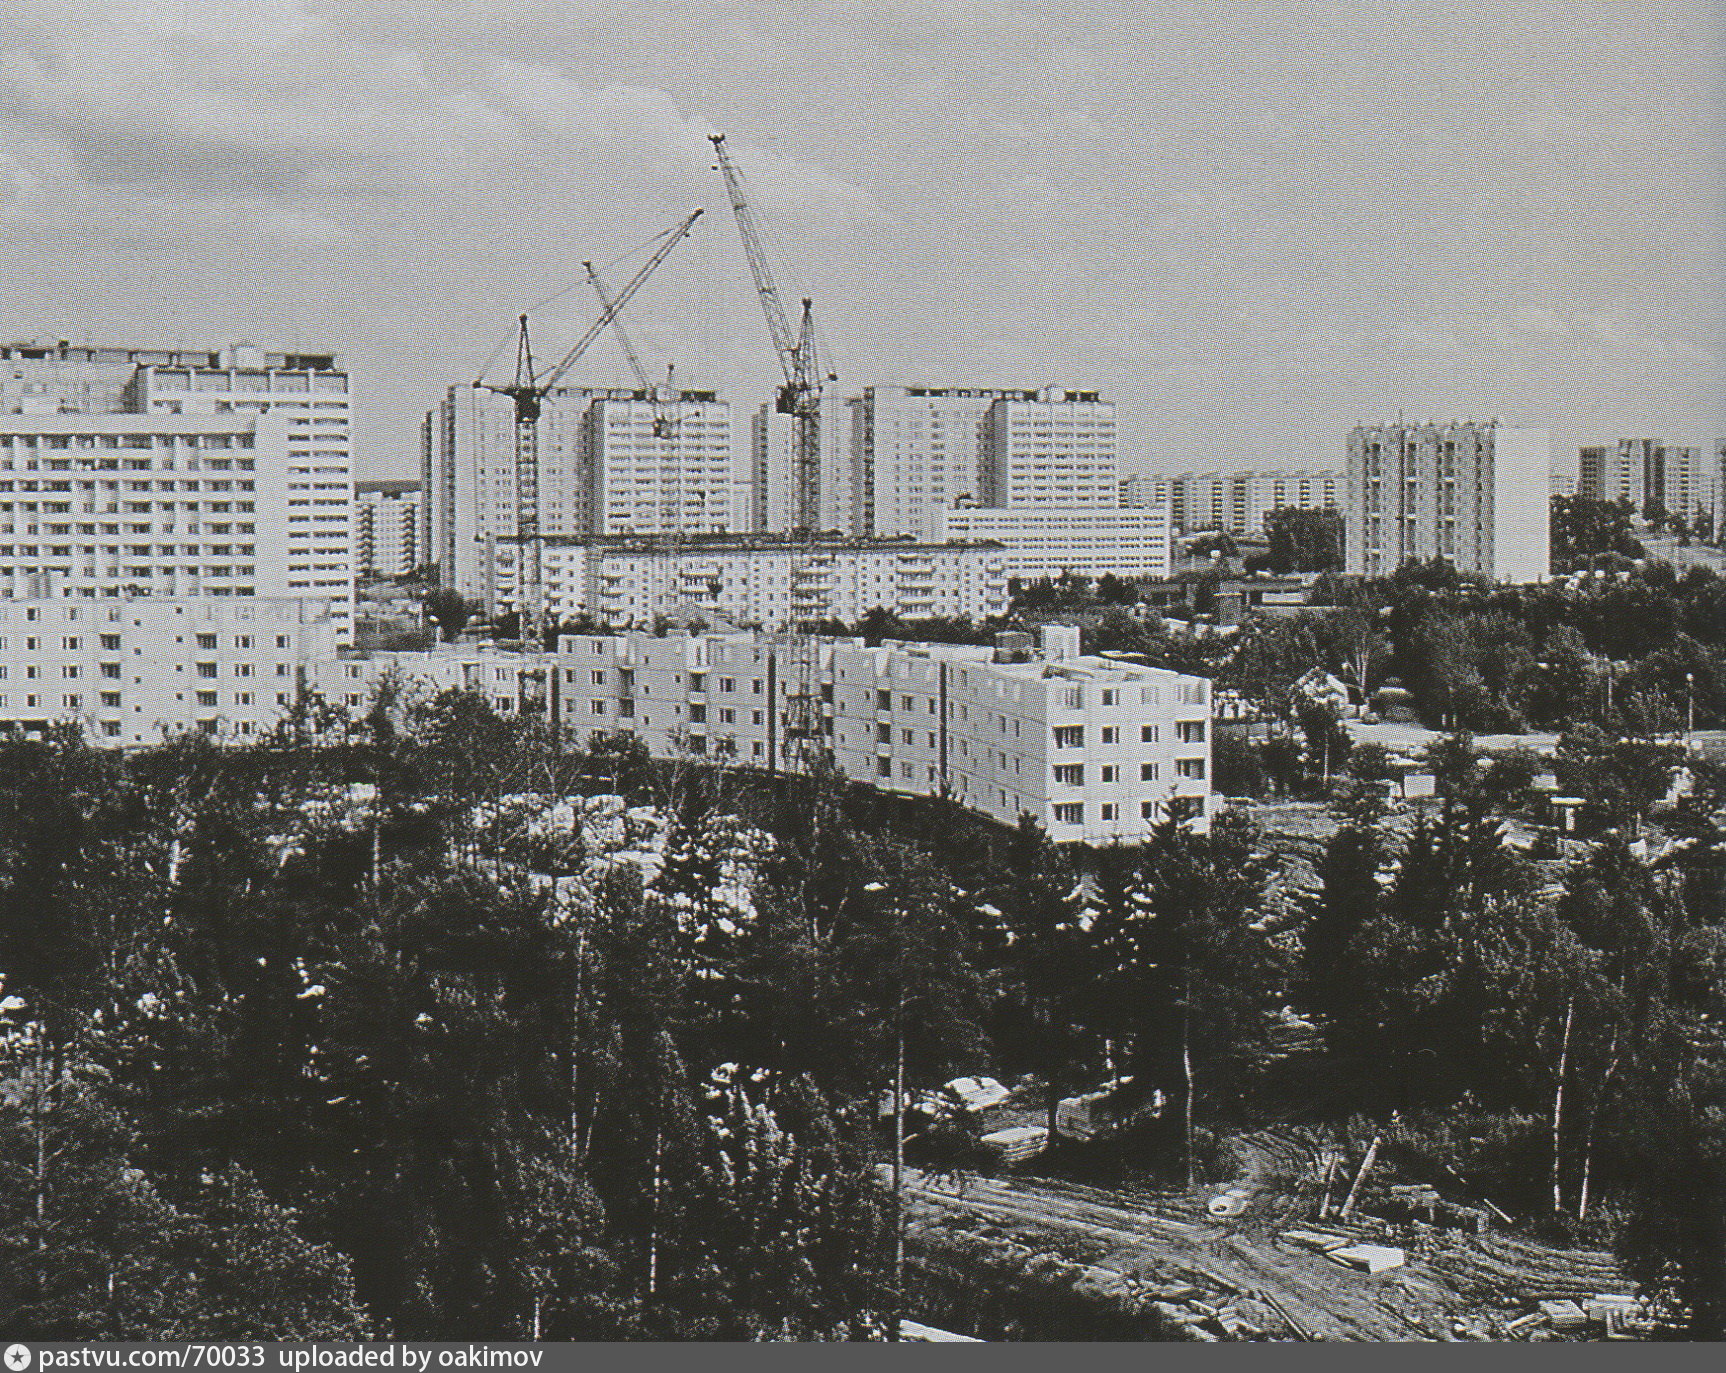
(1264, 507, 1344, 573)
(422, 588, 476, 643)
(1093, 812, 1288, 1183)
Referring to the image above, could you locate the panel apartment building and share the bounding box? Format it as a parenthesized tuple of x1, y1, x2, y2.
(424, 383, 736, 599)
(1120, 470, 1340, 536)
(1578, 439, 1707, 524)
(0, 595, 337, 746)
(483, 535, 1009, 628)
(855, 385, 1118, 538)
(355, 479, 421, 580)
(1346, 420, 1550, 582)
(333, 625, 1213, 845)
(1, 340, 356, 640)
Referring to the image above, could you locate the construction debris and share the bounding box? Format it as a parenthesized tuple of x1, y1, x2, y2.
(1207, 1187, 1252, 1217)
(1280, 1229, 1351, 1253)
(1327, 1244, 1407, 1274)
(978, 1124, 1047, 1162)
(1538, 1299, 1589, 1332)
(945, 1076, 1013, 1113)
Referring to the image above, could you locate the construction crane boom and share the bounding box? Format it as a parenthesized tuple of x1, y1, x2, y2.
(709, 132, 824, 530)
(475, 207, 701, 645)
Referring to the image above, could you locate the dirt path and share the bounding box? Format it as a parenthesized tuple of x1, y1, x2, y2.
(907, 1170, 1423, 1340)
(905, 1166, 1636, 1342)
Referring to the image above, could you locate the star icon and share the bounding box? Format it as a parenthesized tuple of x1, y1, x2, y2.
(4, 1345, 30, 1371)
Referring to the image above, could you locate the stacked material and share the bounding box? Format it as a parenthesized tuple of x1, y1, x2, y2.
(979, 1125, 1048, 1162)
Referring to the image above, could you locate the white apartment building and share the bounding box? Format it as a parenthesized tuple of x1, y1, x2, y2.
(828, 627, 1211, 842)
(1347, 420, 1550, 583)
(978, 391, 1118, 509)
(587, 392, 734, 537)
(484, 536, 1010, 628)
(1122, 471, 1340, 536)
(0, 413, 291, 603)
(425, 383, 738, 598)
(1, 341, 355, 641)
(2, 614, 1213, 845)
(750, 393, 858, 535)
(1578, 439, 1707, 523)
(0, 595, 337, 746)
(355, 480, 421, 580)
(854, 385, 1118, 537)
(921, 505, 1172, 581)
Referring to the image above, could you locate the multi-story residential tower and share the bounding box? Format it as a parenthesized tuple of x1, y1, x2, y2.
(854, 385, 1117, 536)
(0, 412, 292, 604)
(749, 392, 858, 534)
(1, 340, 356, 640)
(1578, 439, 1706, 523)
(354, 480, 421, 580)
(978, 391, 1118, 509)
(1346, 420, 1550, 582)
(1123, 471, 1340, 536)
(425, 383, 737, 598)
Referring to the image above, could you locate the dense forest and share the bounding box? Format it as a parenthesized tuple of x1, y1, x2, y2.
(0, 688, 1721, 1339)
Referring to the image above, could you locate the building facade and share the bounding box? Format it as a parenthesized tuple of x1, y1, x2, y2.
(853, 385, 1118, 537)
(920, 505, 1172, 581)
(1122, 470, 1340, 536)
(354, 480, 421, 580)
(483, 536, 1010, 628)
(1346, 420, 1550, 582)
(749, 393, 858, 535)
(424, 383, 739, 599)
(2, 340, 355, 640)
(0, 595, 337, 746)
(1578, 439, 1707, 523)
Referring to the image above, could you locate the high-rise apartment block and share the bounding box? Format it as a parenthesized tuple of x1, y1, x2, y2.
(0, 340, 355, 640)
(1346, 420, 1550, 583)
(1121, 470, 1340, 536)
(1578, 439, 1707, 523)
(355, 480, 421, 580)
(424, 383, 737, 599)
(854, 385, 1117, 537)
(750, 393, 857, 534)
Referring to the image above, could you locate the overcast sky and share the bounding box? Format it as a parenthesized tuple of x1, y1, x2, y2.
(2, 0, 1722, 480)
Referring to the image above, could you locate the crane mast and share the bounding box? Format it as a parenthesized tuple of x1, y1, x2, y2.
(478, 207, 701, 645)
(586, 261, 683, 537)
(709, 132, 830, 773)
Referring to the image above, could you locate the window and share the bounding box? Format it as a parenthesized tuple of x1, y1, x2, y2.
(1176, 720, 1206, 744)
(876, 721, 891, 743)
(1100, 765, 1118, 784)
(1141, 800, 1161, 821)
(591, 670, 606, 685)
(1140, 724, 1160, 743)
(876, 689, 891, 710)
(100, 692, 120, 708)
(100, 634, 120, 651)
(1176, 758, 1206, 779)
(1052, 802, 1083, 825)
(1053, 763, 1084, 786)
(1053, 724, 1084, 749)
(1100, 725, 1119, 744)
(196, 633, 217, 650)
(719, 677, 736, 693)
(196, 690, 217, 707)
(1140, 762, 1159, 781)
(100, 663, 120, 679)
(1100, 802, 1118, 822)
(590, 700, 606, 715)
(1100, 689, 1119, 706)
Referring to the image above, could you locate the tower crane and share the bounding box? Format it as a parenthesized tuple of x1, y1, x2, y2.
(586, 260, 684, 540)
(477, 207, 702, 645)
(708, 132, 827, 537)
(709, 132, 834, 771)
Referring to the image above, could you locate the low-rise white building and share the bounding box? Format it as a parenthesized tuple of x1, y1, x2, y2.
(483, 537, 1011, 628)
(920, 505, 1173, 582)
(2, 610, 1212, 845)
(0, 595, 337, 746)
